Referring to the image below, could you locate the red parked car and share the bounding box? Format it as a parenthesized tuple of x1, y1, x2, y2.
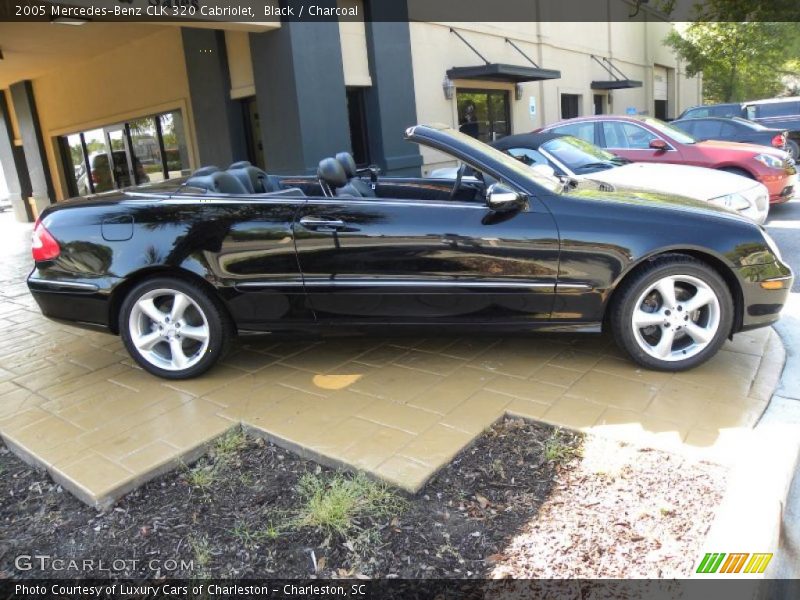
(537, 115, 797, 204)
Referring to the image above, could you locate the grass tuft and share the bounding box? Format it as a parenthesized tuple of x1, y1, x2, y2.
(543, 429, 581, 464)
(294, 472, 405, 537)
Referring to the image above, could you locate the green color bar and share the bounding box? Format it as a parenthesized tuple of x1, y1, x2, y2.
(696, 554, 713, 573)
(710, 553, 726, 573)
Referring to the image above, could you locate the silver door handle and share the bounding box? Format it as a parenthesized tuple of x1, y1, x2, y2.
(299, 216, 346, 230)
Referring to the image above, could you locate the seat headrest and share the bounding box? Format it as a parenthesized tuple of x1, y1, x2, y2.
(192, 166, 220, 177)
(317, 157, 348, 189)
(185, 171, 249, 194)
(229, 160, 252, 170)
(335, 152, 358, 178)
(226, 167, 256, 194)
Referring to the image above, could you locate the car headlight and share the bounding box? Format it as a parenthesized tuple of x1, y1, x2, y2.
(753, 153, 784, 169)
(762, 229, 783, 261)
(709, 193, 751, 212)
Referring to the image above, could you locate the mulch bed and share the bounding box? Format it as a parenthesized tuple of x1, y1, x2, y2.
(0, 419, 725, 579)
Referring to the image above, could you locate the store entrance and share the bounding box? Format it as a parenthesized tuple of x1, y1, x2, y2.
(59, 110, 190, 198)
(456, 89, 511, 142)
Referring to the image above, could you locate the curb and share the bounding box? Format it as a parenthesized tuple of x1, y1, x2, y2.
(697, 326, 800, 579)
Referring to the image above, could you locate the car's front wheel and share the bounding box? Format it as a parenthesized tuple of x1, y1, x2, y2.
(120, 277, 232, 379)
(610, 256, 733, 371)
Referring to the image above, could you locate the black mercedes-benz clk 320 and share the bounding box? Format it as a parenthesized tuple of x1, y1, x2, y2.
(27, 125, 793, 379)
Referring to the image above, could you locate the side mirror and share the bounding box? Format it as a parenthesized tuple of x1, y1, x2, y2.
(649, 139, 669, 151)
(486, 183, 524, 212)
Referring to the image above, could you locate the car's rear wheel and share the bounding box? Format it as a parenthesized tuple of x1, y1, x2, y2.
(610, 256, 733, 371)
(120, 277, 232, 379)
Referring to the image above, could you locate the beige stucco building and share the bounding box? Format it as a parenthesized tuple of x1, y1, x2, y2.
(0, 1, 701, 222)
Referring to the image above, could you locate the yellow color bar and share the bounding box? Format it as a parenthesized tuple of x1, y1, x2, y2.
(760, 280, 788, 290)
(744, 553, 773, 573)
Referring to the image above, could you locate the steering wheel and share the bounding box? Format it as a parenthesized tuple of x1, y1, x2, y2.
(450, 163, 466, 200)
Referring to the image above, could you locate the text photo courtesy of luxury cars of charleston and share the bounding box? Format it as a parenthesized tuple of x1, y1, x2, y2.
(28, 115, 794, 379)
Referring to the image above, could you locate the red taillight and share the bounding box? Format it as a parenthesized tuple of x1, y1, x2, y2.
(31, 219, 60, 262)
(772, 133, 786, 148)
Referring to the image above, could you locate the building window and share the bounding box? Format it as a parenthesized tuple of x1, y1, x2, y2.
(58, 109, 190, 197)
(560, 94, 581, 119)
(457, 89, 510, 142)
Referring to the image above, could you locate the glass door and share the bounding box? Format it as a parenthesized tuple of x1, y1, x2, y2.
(457, 89, 511, 142)
(104, 125, 136, 189)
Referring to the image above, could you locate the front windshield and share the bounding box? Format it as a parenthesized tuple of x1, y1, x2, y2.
(641, 117, 698, 144)
(417, 127, 563, 194)
(540, 136, 628, 173)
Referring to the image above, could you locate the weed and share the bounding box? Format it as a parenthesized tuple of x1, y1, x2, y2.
(186, 463, 217, 490)
(294, 472, 405, 537)
(213, 429, 246, 461)
(544, 429, 581, 463)
(231, 519, 285, 548)
(189, 535, 212, 569)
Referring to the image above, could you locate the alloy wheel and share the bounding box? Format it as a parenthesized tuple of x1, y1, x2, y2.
(630, 274, 721, 362)
(128, 288, 210, 371)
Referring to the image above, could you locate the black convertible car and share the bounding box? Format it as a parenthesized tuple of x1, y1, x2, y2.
(28, 125, 792, 378)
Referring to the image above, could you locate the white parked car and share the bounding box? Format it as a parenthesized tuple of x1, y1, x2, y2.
(432, 132, 770, 224)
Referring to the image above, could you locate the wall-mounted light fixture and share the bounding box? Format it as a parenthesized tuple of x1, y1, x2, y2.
(515, 83, 523, 101)
(442, 76, 455, 100)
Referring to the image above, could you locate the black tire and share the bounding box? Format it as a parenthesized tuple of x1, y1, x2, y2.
(120, 277, 232, 379)
(609, 255, 733, 371)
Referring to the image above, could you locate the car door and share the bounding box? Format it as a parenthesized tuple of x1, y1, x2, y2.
(292, 192, 560, 326)
(598, 120, 681, 163)
(165, 191, 312, 330)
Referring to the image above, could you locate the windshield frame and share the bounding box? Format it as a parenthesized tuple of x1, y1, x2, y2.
(406, 125, 564, 195)
(640, 117, 698, 144)
(539, 135, 626, 174)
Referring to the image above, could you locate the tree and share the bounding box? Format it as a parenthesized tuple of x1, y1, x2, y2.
(665, 22, 800, 103)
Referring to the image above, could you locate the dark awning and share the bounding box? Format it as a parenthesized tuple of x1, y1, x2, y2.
(589, 55, 642, 90)
(591, 79, 643, 90)
(447, 64, 561, 83)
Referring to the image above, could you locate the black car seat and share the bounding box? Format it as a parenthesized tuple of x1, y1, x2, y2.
(191, 166, 220, 177)
(184, 170, 249, 194)
(317, 157, 365, 197)
(227, 161, 282, 193)
(335, 152, 376, 197)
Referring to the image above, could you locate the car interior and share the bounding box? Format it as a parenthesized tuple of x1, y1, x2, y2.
(178, 151, 489, 203)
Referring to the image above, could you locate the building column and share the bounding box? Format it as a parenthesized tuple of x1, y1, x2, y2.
(9, 80, 54, 218)
(249, 3, 351, 175)
(181, 28, 247, 169)
(0, 90, 32, 222)
(362, 1, 422, 176)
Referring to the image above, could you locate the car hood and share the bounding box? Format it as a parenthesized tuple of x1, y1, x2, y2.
(582, 162, 758, 200)
(696, 139, 787, 157)
(567, 181, 749, 223)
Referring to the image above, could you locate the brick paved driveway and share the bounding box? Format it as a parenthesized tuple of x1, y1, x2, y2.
(0, 212, 784, 507)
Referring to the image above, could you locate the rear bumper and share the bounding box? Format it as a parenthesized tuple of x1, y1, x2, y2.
(27, 273, 113, 332)
(736, 261, 794, 331)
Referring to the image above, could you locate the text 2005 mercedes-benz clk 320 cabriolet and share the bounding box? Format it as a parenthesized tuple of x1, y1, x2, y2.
(28, 125, 792, 379)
